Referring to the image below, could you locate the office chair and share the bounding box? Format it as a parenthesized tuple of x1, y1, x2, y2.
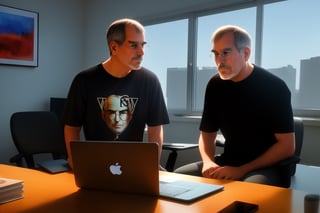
(280, 117, 304, 176)
(10, 111, 68, 169)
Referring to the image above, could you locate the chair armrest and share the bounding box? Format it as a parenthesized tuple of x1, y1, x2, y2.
(277, 155, 301, 177)
(216, 134, 225, 147)
(216, 139, 225, 147)
(162, 143, 198, 172)
(162, 143, 198, 151)
(277, 156, 300, 167)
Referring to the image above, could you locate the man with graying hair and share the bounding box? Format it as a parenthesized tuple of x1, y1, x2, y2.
(64, 18, 169, 169)
(175, 25, 295, 188)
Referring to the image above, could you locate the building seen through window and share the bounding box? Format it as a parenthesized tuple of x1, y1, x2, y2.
(143, 0, 320, 115)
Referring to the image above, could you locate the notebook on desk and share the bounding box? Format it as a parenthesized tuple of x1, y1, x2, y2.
(70, 141, 223, 202)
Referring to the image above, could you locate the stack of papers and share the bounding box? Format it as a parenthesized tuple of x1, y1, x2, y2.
(0, 177, 24, 204)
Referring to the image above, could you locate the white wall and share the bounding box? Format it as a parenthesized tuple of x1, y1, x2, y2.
(0, 0, 85, 163)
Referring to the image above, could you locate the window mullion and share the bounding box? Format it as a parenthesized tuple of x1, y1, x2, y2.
(187, 16, 197, 114)
(255, 2, 263, 66)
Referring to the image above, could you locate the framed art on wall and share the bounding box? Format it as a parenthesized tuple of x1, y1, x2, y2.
(0, 5, 38, 67)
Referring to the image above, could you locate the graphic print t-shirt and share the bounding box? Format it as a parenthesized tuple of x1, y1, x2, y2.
(64, 64, 169, 141)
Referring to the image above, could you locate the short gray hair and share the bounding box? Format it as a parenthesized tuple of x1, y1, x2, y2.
(211, 25, 251, 51)
(106, 18, 144, 54)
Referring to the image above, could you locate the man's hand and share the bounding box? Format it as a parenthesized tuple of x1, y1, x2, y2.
(202, 161, 219, 178)
(203, 164, 246, 180)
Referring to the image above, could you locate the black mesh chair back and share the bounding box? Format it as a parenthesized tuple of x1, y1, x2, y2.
(288, 117, 304, 175)
(10, 111, 67, 168)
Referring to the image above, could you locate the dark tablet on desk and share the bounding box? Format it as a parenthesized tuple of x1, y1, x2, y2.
(38, 159, 70, 174)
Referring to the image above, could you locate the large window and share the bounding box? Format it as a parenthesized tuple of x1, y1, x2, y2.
(263, 0, 320, 112)
(143, 20, 188, 110)
(142, 0, 320, 116)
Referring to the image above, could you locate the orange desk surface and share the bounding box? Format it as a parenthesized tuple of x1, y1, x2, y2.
(0, 164, 307, 213)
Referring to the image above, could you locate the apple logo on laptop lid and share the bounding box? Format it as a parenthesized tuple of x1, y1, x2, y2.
(109, 163, 122, 175)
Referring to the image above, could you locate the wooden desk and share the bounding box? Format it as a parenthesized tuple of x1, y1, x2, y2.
(0, 164, 307, 213)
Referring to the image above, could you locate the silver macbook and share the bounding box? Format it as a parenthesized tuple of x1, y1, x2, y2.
(70, 141, 223, 202)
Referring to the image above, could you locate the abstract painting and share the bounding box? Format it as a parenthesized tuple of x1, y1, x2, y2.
(0, 5, 38, 67)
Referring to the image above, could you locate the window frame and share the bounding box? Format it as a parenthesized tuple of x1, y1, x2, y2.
(138, 0, 320, 118)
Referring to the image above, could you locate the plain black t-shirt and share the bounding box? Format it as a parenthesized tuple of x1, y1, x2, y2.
(200, 65, 294, 166)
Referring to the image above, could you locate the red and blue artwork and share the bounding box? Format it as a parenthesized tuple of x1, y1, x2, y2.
(0, 11, 35, 61)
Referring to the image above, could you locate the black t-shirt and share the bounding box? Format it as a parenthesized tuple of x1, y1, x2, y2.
(200, 65, 294, 166)
(64, 64, 169, 141)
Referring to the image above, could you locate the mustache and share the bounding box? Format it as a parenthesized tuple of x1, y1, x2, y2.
(132, 55, 143, 60)
(218, 64, 229, 69)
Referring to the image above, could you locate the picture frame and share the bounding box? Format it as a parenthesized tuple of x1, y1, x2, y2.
(0, 5, 38, 67)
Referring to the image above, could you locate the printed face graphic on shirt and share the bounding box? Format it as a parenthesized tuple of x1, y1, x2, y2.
(99, 95, 138, 136)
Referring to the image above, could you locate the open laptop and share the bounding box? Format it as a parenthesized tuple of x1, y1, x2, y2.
(70, 141, 223, 202)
